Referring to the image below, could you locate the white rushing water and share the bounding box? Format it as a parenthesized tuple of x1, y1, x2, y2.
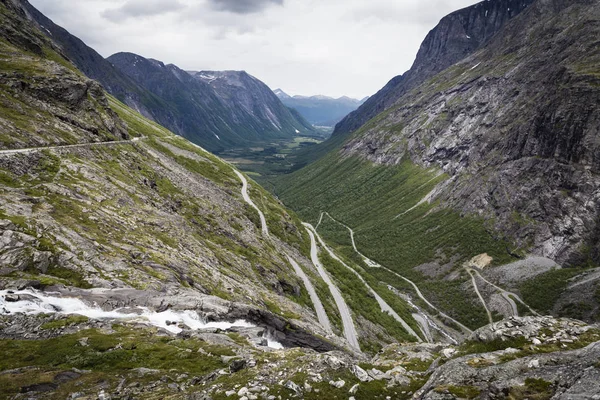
(0, 290, 283, 349)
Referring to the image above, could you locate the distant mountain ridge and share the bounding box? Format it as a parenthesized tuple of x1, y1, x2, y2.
(274, 89, 367, 127)
(22, 1, 313, 152)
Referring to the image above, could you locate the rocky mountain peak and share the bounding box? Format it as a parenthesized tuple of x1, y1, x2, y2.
(333, 0, 535, 138)
(412, 0, 535, 76)
(192, 70, 255, 89)
(273, 88, 291, 99)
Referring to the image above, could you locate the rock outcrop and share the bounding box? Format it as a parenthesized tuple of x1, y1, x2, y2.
(333, 0, 535, 139)
(341, 0, 600, 264)
(0, 0, 127, 149)
(416, 317, 600, 399)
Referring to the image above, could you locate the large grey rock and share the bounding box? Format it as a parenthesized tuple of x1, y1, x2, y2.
(415, 340, 600, 399)
(350, 365, 371, 382)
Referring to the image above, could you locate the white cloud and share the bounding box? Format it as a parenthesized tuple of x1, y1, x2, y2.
(208, 0, 284, 14)
(102, 0, 186, 22)
(29, 0, 477, 98)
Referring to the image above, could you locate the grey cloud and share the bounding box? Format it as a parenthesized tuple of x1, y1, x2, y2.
(208, 0, 283, 14)
(345, 0, 478, 26)
(102, 0, 186, 22)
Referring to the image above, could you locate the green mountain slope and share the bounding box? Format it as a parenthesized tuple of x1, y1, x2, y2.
(274, 0, 600, 325)
(0, 1, 330, 340)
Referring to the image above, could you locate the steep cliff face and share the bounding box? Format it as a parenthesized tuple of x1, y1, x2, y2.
(341, 0, 600, 265)
(0, 0, 127, 149)
(333, 0, 535, 139)
(190, 70, 314, 134)
(20, 0, 167, 121)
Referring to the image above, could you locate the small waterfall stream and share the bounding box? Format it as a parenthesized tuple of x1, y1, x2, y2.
(0, 289, 283, 349)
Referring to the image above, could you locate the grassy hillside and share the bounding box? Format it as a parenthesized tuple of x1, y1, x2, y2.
(274, 150, 519, 329)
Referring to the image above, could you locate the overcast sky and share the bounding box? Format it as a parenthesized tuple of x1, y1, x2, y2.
(30, 0, 477, 99)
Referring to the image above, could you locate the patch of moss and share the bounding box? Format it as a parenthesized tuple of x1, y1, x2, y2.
(0, 326, 228, 397)
(459, 336, 529, 356)
(40, 315, 89, 330)
(263, 297, 301, 320)
(435, 385, 481, 399)
(45, 266, 92, 289)
(509, 378, 554, 400)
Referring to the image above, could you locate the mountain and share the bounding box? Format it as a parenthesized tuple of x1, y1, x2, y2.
(333, 0, 536, 139)
(275, 0, 600, 328)
(189, 70, 314, 135)
(107, 52, 244, 151)
(275, 89, 368, 127)
(22, 1, 312, 153)
(107, 55, 315, 153)
(20, 0, 170, 121)
(0, 0, 436, 394)
(1, 0, 337, 341)
(273, 88, 291, 99)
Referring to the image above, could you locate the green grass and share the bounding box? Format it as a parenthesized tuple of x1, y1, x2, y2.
(0, 326, 228, 397)
(318, 249, 418, 345)
(435, 385, 480, 399)
(40, 315, 90, 330)
(263, 297, 301, 320)
(44, 266, 92, 289)
(146, 137, 237, 188)
(273, 153, 520, 328)
(0, 327, 228, 373)
(458, 336, 529, 356)
(519, 268, 583, 313)
(509, 378, 554, 400)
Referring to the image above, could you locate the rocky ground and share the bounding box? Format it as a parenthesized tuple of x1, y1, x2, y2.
(1, 284, 600, 400)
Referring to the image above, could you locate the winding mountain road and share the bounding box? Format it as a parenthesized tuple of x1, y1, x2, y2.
(305, 223, 422, 342)
(231, 171, 340, 338)
(470, 269, 539, 317)
(304, 225, 361, 351)
(286, 256, 332, 333)
(467, 268, 494, 325)
(393, 287, 459, 344)
(1, 135, 341, 344)
(412, 314, 433, 343)
(0, 137, 144, 156)
(318, 212, 473, 335)
(566, 268, 600, 290)
(501, 293, 519, 316)
(321, 212, 381, 268)
(233, 170, 269, 237)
